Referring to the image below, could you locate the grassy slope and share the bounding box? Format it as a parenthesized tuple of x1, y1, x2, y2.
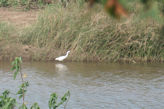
(0, 2, 164, 62)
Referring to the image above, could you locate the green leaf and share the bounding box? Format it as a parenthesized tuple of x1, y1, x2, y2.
(48, 91, 70, 109)
(31, 103, 40, 109)
(19, 104, 28, 109)
(57, 91, 70, 107)
(48, 93, 58, 109)
(11, 57, 22, 79)
(14, 71, 19, 80)
(18, 95, 23, 99)
(0, 90, 16, 109)
(22, 82, 29, 88)
(2, 90, 10, 98)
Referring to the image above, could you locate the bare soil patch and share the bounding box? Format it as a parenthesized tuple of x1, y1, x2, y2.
(0, 8, 39, 28)
(0, 8, 41, 61)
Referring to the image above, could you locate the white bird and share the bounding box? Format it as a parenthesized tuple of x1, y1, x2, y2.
(55, 51, 70, 61)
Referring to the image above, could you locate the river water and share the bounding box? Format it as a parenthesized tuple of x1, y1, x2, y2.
(0, 62, 164, 109)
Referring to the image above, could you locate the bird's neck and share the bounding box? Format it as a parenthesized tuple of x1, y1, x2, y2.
(65, 52, 69, 57)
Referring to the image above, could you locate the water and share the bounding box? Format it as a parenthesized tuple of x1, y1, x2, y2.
(0, 62, 164, 109)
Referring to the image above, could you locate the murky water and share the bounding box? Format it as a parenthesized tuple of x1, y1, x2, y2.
(0, 62, 164, 109)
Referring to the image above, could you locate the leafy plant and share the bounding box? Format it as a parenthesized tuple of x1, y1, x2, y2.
(11, 57, 22, 80)
(49, 91, 70, 109)
(31, 103, 40, 109)
(0, 90, 16, 109)
(0, 0, 9, 7)
(17, 81, 29, 100)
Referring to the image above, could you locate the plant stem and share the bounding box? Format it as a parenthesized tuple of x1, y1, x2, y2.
(20, 63, 25, 104)
(64, 94, 70, 109)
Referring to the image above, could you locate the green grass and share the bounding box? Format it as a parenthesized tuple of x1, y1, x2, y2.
(0, 0, 46, 10)
(0, 22, 21, 61)
(19, 2, 164, 62)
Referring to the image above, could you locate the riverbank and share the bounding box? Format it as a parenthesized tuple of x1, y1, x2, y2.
(0, 2, 163, 63)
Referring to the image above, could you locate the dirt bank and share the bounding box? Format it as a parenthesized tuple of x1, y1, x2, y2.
(0, 8, 41, 61)
(0, 8, 38, 29)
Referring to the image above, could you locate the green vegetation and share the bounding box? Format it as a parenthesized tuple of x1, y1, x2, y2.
(20, 1, 164, 62)
(0, 0, 163, 62)
(0, 0, 45, 9)
(0, 57, 70, 109)
(0, 22, 15, 41)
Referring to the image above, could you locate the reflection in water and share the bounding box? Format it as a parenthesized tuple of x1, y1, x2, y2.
(55, 63, 68, 72)
(55, 63, 69, 80)
(0, 62, 164, 109)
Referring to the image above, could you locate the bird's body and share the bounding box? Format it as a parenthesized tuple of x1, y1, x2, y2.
(55, 51, 70, 61)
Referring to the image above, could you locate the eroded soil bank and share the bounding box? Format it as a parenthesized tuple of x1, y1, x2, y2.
(0, 8, 42, 61)
(0, 8, 38, 28)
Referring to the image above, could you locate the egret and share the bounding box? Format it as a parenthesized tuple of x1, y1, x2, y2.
(55, 51, 70, 61)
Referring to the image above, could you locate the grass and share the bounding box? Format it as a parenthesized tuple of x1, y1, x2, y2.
(0, 22, 15, 40)
(19, 2, 164, 62)
(0, 0, 44, 10)
(0, 1, 163, 62)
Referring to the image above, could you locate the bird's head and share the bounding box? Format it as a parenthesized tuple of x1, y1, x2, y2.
(67, 51, 70, 54)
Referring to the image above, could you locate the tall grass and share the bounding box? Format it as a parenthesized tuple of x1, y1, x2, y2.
(0, 22, 21, 61)
(19, 1, 164, 62)
(0, 22, 15, 41)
